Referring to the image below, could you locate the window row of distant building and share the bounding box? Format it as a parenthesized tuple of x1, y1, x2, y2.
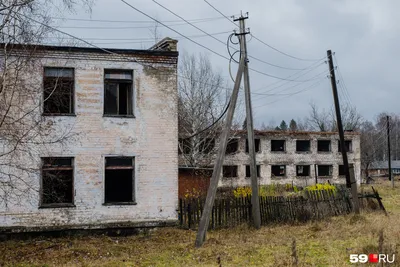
(179, 138, 353, 154)
(221, 164, 348, 178)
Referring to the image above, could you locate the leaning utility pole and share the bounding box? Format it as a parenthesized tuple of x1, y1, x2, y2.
(238, 14, 261, 229)
(327, 50, 359, 214)
(195, 13, 261, 247)
(387, 115, 393, 187)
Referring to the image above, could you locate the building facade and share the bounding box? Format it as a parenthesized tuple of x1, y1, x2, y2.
(0, 38, 178, 233)
(179, 130, 361, 189)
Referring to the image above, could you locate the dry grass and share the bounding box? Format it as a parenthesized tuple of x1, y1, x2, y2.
(1, 181, 400, 267)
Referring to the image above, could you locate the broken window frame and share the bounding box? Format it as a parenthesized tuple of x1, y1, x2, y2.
(104, 69, 134, 117)
(296, 140, 311, 152)
(317, 140, 331, 152)
(43, 67, 75, 115)
(271, 165, 286, 177)
(40, 157, 75, 208)
(245, 138, 261, 153)
(338, 165, 346, 176)
(271, 140, 286, 152)
(245, 165, 260, 178)
(338, 140, 352, 152)
(296, 165, 310, 177)
(317, 165, 333, 177)
(104, 157, 136, 205)
(223, 165, 238, 178)
(225, 138, 239, 154)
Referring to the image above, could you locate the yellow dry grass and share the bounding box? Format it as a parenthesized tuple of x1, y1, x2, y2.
(1, 181, 399, 267)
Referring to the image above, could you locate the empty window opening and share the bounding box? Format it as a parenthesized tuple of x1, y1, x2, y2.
(338, 140, 352, 152)
(41, 157, 74, 206)
(223, 165, 238, 178)
(296, 165, 310, 176)
(246, 138, 261, 153)
(317, 140, 331, 152)
(246, 165, 260, 177)
(226, 139, 239, 154)
(105, 157, 135, 203)
(104, 69, 133, 116)
(178, 138, 191, 154)
(271, 165, 286, 177)
(339, 165, 346, 176)
(296, 140, 310, 152)
(199, 138, 215, 154)
(43, 67, 74, 114)
(271, 140, 285, 152)
(318, 165, 333, 176)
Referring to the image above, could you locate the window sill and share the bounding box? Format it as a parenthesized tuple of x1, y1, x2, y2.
(103, 202, 137, 206)
(245, 176, 261, 179)
(318, 176, 333, 178)
(271, 176, 286, 179)
(295, 151, 311, 154)
(296, 176, 311, 178)
(39, 203, 76, 209)
(270, 151, 286, 153)
(103, 114, 136, 118)
(317, 151, 332, 153)
(42, 113, 76, 117)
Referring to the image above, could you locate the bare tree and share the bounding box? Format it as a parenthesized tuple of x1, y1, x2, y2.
(307, 102, 362, 132)
(178, 52, 229, 167)
(0, 0, 91, 206)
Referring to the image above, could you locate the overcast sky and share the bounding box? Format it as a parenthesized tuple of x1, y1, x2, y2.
(47, 0, 399, 128)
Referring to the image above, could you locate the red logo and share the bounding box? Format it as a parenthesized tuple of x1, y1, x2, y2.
(369, 254, 379, 263)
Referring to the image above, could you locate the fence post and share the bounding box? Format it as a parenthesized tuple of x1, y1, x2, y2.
(188, 202, 192, 229)
(179, 198, 183, 226)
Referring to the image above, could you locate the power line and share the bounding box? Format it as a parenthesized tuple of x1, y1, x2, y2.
(43, 31, 231, 41)
(201, 0, 323, 63)
(251, 34, 324, 62)
(253, 78, 326, 110)
(153, 0, 306, 72)
(50, 16, 225, 24)
(202, 0, 238, 27)
(56, 19, 219, 29)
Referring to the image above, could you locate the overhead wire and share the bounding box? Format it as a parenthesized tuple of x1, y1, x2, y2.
(49, 16, 225, 24)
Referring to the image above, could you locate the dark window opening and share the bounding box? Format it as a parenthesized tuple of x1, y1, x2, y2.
(178, 138, 191, 154)
(104, 70, 133, 116)
(105, 157, 135, 203)
(317, 140, 331, 152)
(245, 165, 260, 177)
(226, 139, 239, 154)
(318, 165, 333, 176)
(43, 67, 74, 114)
(339, 165, 346, 176)
(271, 165, 286, 177)
(199, 138, 215, 154)
(223, 165, 238, 178)
(296, 140, 310, 152)
(296, 165, 310, 176)
(271, 140, 285, 151)
(246, 138, 261, 153)
(338, 140, 352, 152)
(41, 157, 73, 205)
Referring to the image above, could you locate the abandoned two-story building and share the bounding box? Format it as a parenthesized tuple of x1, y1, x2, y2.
(179, 130, 361, 195)
(0, 38, 179, 234)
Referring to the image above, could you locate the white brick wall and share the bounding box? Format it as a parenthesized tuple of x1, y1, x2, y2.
(0, 52, 178, 230)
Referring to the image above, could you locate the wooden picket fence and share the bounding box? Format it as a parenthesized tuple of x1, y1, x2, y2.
(178, 188, 383, 230)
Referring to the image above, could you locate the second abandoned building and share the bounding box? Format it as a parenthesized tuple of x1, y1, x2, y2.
(179, 130, 361, 189)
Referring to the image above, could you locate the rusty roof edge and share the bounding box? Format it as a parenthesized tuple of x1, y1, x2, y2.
(0, 43, 179, 58)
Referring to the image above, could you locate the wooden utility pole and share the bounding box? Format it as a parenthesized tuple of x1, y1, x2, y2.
(195, 13, 261, 247)
(327, 50, 359, 214)
(387, 115, 393, 187)
(194, 41, 245, 249)
(238, 14, 261, 229)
